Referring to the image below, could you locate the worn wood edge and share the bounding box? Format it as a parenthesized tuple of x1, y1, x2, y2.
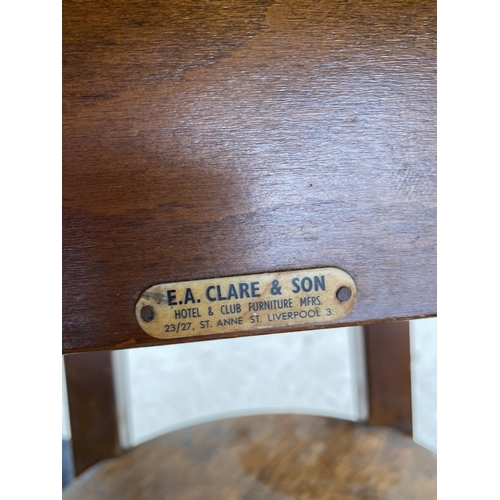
(63, 412, 436, 499)
(63, 313, 436, 354)
(65, 412, 437, 470)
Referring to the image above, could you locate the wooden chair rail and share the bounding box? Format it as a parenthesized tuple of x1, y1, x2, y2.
(63, 0, 436, 351)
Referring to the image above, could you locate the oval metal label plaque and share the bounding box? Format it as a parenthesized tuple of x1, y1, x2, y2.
(136, 267, 356, 340)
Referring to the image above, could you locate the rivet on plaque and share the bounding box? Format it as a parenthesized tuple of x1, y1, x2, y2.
(136, 267, 357, 340)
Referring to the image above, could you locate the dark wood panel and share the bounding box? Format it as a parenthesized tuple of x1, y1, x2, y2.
(63, 0, 436, 352)
(64, 351, 122, 476)
(364, 321, 412, 434)
(63, 414, 436, 499)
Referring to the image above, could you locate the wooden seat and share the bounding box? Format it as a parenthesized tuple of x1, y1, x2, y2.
(63, 0, 436, 496)
(63, 414, 436, 500)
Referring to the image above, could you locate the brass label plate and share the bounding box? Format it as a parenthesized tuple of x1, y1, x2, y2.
(136, 267, 356, 340)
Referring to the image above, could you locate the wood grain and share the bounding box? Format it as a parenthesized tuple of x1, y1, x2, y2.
(62, 414, 436, 499)
(63, 0, 436, 352)
(365, 321, 413, 434)
(64, 352, 122, 475)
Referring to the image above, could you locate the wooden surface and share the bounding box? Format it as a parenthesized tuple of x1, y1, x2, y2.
(365, 321, 413, 434)
(63, 0, 436, 353)
(64, 352, 122, 475)
(63, 414, 436, 499)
